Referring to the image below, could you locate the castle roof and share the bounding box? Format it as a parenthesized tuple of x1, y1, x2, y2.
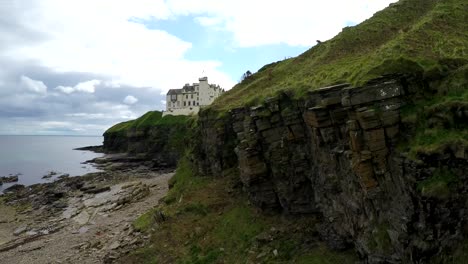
(167, 88, 183, 95)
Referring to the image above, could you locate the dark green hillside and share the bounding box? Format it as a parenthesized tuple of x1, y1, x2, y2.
(212, 0, 467, 111)
(105, 111, 189, 135)
(103, 111, 192, 166)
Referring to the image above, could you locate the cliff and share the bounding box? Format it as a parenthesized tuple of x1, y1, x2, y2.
(189, 0, 468, 261)
(103, 111, 191, 167)
(114, 0, 468, 262)
(194, 73, 467, 262)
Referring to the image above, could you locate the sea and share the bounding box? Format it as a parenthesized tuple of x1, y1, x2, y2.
(0, 135, 104, 193)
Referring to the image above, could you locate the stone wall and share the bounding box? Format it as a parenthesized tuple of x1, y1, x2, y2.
(196, 76, 468, 263)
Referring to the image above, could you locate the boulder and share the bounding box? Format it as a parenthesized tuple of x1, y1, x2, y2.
(4, 184, 25, 193)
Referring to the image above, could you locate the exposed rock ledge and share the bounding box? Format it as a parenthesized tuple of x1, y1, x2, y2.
(0, 154, 172, 264)
(194, 75, 468, 263)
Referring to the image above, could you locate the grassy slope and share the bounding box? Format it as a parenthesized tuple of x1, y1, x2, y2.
(399, 65, 468, 156)
(211, 0, 468, 111)
(105, 111, 190, 134)
(122, 158, 358, 264)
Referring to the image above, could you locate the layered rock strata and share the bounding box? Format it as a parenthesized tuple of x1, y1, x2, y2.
(195, 76, 468, 263)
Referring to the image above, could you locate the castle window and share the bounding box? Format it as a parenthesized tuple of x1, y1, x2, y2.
(191, 94, 193, 99)
(186, 95, 188, 99)
(193, 101, 195, 105)
(184, 102, 186, 106)
(188, 101, 191, 106)
(197, 102, 199, 106)
(171, 94, 177, 101)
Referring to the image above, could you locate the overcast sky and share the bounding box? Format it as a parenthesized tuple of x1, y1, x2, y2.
(0, 0, 396, 135)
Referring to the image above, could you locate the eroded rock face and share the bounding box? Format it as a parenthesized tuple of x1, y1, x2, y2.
(103, 124, 189, 168)
(195, 76, 468, 263)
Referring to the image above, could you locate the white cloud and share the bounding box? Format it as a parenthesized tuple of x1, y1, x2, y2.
(167, 0, 397, 47)
(123, 95, 138, 105)
(0, 0, 396, 96)
(55, 86, 75, 94)
(65, 113, 109, 119)
(75, 80, 101, 93)
(20, 75, 47, 95)
(56, 80, 101, 94)
(3, 0, 235, 93)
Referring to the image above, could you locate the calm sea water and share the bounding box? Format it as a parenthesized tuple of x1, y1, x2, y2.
(0, 135, 104, 193)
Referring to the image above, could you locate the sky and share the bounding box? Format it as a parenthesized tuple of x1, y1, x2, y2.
(0, 0, 397, 136)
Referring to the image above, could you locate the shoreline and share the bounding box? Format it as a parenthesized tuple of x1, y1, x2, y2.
(0, 143, 105, 194)
(0, 151, 174, 263)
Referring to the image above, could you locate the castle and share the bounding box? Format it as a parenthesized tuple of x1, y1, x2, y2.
(163, 77, 224, 116)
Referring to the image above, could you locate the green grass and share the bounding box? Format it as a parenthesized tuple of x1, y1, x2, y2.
(163, 157, 209, 205)
(210, 0, 468, 112)
(296, 245, 358, 264)
(367, 223, 393, 254)
(105, 111, 190, 134)
(399, 67, 468, 157)
(417, 169, 458, 199)
(133, 209, 158, 232)
(103, 111, 193, 156)
(213, 205, 266, 252)
(122, 156, 359, 264)
(429, 239, 468, 264)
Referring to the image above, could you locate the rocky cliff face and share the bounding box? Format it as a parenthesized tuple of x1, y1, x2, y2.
(103, 122, 189, 168)
(195, 75, 468, 263)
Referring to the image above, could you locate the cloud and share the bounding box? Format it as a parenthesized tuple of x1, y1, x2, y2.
(0, 0, 397, 136)
(20, 75, 47, 95)
(1, 0, 235, 93)
(56, 80, 101, 94)
(123, 95, 139, 105)
(167, 0, 397, 47)
(0, 63, 167, 135)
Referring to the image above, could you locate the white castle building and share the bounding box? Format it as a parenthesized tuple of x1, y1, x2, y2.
(163, 77, 224, 116)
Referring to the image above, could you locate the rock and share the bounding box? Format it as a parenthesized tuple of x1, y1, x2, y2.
(26, 230, 38, 236)
(4, 184, 25, 193)
(62, 207, 80, 219)
(13, 226, 28, 236)
(58, 174, 70, 179)
(108, 241, 120, 250)
(73, 210, 91, 225)
(53, 200, 68, 209)
(82, 186, 111, 194)
(255, 232, 272, 243)
(78, 226, 89, 234)
(18, 244, 43, 252)
(42, 171, 59, 179)
(256, 252, 267, 259)
(0, 175, 19, 183)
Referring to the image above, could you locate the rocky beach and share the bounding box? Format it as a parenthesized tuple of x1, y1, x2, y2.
(0, 152, 173, 264)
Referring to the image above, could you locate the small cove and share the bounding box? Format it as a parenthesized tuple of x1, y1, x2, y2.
(0, 135, 104, 193)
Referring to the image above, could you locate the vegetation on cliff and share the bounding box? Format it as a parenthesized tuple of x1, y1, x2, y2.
(109, 0, 468, 262)
(211, 0, 467, 111)
(105, 111, 189, 135)
(121, 157, 358, 264)
(103, 111, 193, 165)
(400, 65, 468, 157)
